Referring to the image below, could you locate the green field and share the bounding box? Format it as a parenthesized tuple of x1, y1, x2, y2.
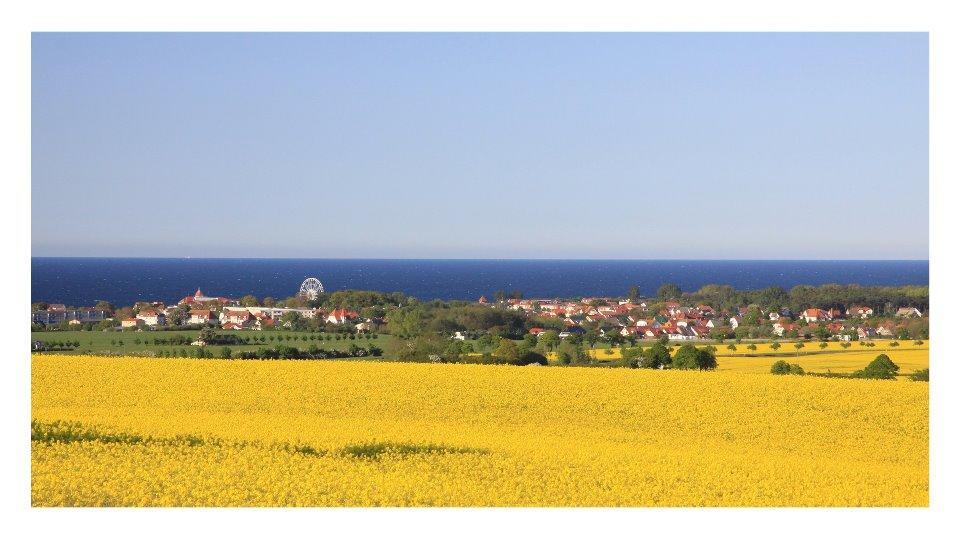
(31, 329, 392, 357)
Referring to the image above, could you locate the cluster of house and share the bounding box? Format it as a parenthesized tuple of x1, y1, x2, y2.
(121, 289, 367, 331)
(35, 288, 369, 331)
(31, 304, 111, 326)
(478, 296, 925, 341)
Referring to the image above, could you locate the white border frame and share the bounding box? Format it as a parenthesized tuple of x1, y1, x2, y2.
(4, 1, 957, 537)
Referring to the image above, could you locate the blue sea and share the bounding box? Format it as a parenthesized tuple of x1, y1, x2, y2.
(30, 258, 929, 307)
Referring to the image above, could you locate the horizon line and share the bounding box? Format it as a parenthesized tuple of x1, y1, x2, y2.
(31, 256, 931, 262)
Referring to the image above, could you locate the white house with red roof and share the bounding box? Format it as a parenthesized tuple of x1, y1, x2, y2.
(188, 309, 213, 325)
(120, 318, 141, 329)
(326, 308, 359, 324)
(801, 308, 831, 323)
(220, 308, 252, 328)
(136, 309, 165, 326)
(178, 288, 232, 306)
(846, 305, 874, 319)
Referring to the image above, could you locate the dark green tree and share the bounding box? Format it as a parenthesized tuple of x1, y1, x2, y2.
(657, 283, 682, 300)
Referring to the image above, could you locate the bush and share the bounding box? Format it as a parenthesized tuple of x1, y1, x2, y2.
(909, 368, 929, 382)
(852, 354, 900, 380)
(672, 344, 717, 371)
(493, 339, 520, 364)
(770, 360, 791, 375)
(771, 360, 804, 375)
(638, 343, 671, 369)
(512, 351, 548, 366)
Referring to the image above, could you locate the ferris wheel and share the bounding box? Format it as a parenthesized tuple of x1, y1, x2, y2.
(299, 277, 325, 300)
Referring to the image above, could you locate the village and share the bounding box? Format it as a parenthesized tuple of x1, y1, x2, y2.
(32, 283, 929, 345)
(31, 288, 367, 332)
(483, 295, 927, 342)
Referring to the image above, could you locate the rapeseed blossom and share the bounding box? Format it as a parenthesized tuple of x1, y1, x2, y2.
(31, 355, 928, 506)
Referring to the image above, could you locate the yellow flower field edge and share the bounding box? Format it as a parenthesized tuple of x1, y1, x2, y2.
(32, 354, 928, 507)
(565, 340, 929, 376)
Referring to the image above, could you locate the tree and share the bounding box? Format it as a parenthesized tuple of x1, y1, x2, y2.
(818, 342, 828, 350)
(726, 344, 737, 352)
(387, 306, 428, 339)
(492, 339, 520, 364)
(556, 340, 588, 365)
(639, 342, 671, 368)
(853, 354, 900, 380)
(709, 328, 729, 343)
(771, 360, 804, 375)
(240, 295, 260, 307)
(814, 326, 831, 341)
(198, 327, 218, 344)
(584, 330, 600, 348)
(741, 306, 762, 327)
(770, 360, 791, 375)
(280, 311, 307, 331)
(628, 286, 640, 303)
(386, 333, 454, 363)
(477, 332, 496, 352)
(520, 333, 538, 353)
(537, 330, 560, 353)
(672, 344, 717, 371)
(746, 343, 757, 352)
(909, 368, 929, 382)
(793, 342, 804, 356)
(657, 283, 682, 300)
(220, 347, 232, 359)
(92, 300, 115, 314)
(514, 351, 549, 366)
(769, 341, 781, 351)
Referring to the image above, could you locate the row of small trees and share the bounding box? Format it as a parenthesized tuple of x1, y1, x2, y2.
(771, 354, 928, 381)
(156, 343, 384, 360)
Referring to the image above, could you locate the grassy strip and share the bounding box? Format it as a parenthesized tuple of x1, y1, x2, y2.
(31, 420, 486, 459)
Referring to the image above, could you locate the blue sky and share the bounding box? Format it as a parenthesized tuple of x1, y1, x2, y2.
(32, 33, 928, 259)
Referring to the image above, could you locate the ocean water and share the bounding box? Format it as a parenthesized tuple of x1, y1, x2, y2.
(30, 258, 929, 307)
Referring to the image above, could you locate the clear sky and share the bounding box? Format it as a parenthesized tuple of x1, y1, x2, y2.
(32, 33, 928, 259)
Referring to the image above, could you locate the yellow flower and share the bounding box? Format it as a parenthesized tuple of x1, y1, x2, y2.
(32, 354, 928, 507)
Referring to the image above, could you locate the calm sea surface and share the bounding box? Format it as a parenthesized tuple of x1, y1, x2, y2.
(31, 258, 929, 307)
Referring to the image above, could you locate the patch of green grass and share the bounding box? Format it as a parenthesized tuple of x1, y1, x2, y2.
(32, 420, 148, 445)
(340, 442, 488, 460)
(31, 329, 393, 357)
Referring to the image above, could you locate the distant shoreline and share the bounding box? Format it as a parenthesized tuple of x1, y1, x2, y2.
(32, 258, 929, 307)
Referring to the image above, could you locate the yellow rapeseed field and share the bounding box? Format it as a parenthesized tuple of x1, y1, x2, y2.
(32, 354, 928, 507)
(583, 341, 929, 376)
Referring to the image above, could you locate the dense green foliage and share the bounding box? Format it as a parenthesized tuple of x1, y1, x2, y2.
(681, 284, 927, 315)
(852, 354, 900, 380)
(671, 344, 718, 371)
(771, 360, 805, 376)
